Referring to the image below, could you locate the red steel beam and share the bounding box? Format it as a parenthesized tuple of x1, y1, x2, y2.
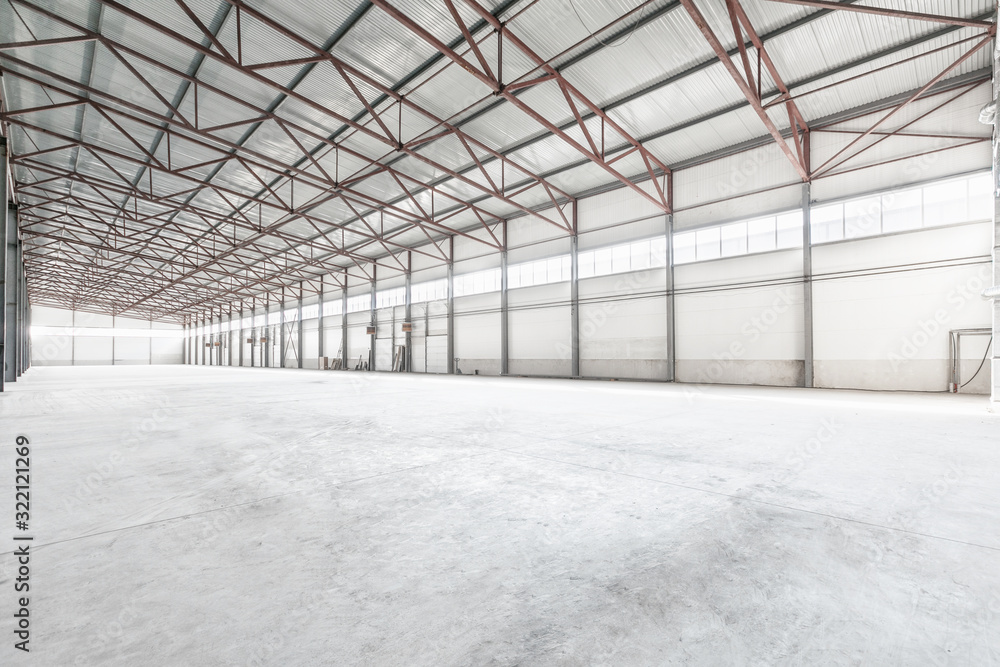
(763, 0, 994, 30)
(369, 0, 673, 212)
(812, 36, 993, 178)
(679, 0, 810, 181)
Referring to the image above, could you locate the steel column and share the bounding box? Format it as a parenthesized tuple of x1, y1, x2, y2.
(238, 308, 244, 367)
(369, 267, 376, 371)
(317, 276, 324, 363)
(666, 213, 676, 382)
(447, 236, 455, 375)
(992, 22, 1000, 408)
(802, 183, 814, 388)
(500, 221, 508, 376)
(297, 282, 304, 369)
(0, 151, 7, 390)
(404, 252, 412, 373)
(5, 203, 19, 383)
(341, 272, 348, 371)
(250, 306, 257, 368)
(570, 204, 580, 378)
(280, 288, 287, 370)
(16, 236, 22, 377)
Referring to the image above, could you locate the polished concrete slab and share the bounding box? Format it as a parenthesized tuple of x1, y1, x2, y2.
(1, 366, 998, 665)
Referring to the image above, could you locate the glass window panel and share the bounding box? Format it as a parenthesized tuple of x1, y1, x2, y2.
(924, 179, 968, 226)
(594, 247, 613, 276)
(845, 196, 881, 238)
(578, 251, 595, 279)
(673, 232, 696, 264)
(561, 255, 571, 278)
(811, 204, 843, 244)
(473, 271, 485, 294)
(612, 244, 631, 273)
(968, 172, 993, 221)
(720, 222, 747, 257)
(533, 260, 547, 285)
(696, 227, 721, 261)
(516, 264, 532, 288)
(776, 211, 803, 249)
(650, 236, 667, 267)
(507, 264, 521, 289)
(484, 269, 498, 293)
(881, 188, 922, 233)
(630, 240, 651, 270)
(546, 257, 563, 283)
(747, 218, 776, 254)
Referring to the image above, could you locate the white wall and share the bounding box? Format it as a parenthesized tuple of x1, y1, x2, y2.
(813, 222, 993, 392)
(31, 307, 184, 367)
(675, 249, 805, 387)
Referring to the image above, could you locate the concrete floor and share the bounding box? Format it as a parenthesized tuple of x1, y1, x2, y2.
(1, 366, 998, 666)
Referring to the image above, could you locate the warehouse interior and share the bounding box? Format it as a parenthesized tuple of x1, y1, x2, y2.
(2, 0, 1000, 664)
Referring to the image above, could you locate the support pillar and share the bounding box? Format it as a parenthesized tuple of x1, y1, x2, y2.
(500, 221, 509, 376)
(802, 182, 814, 388)
(341, 271, 348, 370)
(238, 308, 244, 368)
(666, 213, 676, 382)
(280, 288, 287, 370)
(250, 305, 257, 368)
(991, 27, 1000, 408)
(297, 282, 304, 369)
(318, 276, 325, 363)
(0, 139, 6, 391)
(447, 236, 455, 374)
(369, 268, 377, 370)
(264, 299, 272, 368)
(404, 252, 412, 373)
(16, 236, 23, 377)
(570, 204, 580, 378)
(4, 203, 17, 383)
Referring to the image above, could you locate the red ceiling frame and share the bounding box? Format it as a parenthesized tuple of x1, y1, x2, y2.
(368, 0, 674, 213)
(680, 0, 811, 181)
(763, 0, 995, 30)
(811, 34, 995, 179)
(3, 0, 585, 319)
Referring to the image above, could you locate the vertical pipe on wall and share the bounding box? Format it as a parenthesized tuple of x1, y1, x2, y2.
(447, 235, 455, 375)
(297, 282, 304, 369)
(802, 181, 814, 389)
(666, 213, 676, 382)
(500, 221, 508, 376)
(570, 203, 580, 378)
(405, 252, 412, 373)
